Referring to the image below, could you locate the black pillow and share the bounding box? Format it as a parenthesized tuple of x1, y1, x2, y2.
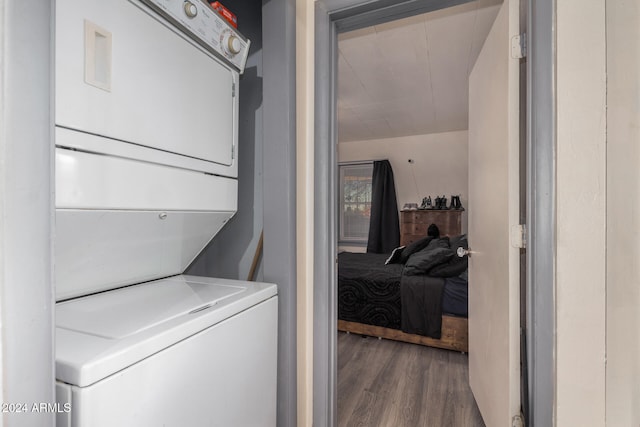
(403, 245, 455, 276)
(429, 256, 468, 277)
(449, 234, 468, 253)
(426, 236, 450, 250)
(398, 236, 433, 264)
(385, 245, 405, 265)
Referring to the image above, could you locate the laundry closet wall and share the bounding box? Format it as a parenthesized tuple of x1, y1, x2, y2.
(188, 1, 264, 281)
(189, 2, 299, 426)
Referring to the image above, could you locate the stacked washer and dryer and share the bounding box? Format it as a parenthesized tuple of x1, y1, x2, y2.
(53, 1, 277, 426)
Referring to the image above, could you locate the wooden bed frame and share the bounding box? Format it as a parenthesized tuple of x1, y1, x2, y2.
(338, 315, 468, 353)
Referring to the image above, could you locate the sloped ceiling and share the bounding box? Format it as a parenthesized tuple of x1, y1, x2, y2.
(337, 0, 501, 142)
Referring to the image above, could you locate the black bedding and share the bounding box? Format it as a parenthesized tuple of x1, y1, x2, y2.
(443, 275, 468, 317)
(400, 274, 445, 338)
(338, 245, 468, 339)
(338, 252, 404, 329)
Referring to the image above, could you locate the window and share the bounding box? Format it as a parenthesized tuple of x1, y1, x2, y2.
(339, 162, 373, 244)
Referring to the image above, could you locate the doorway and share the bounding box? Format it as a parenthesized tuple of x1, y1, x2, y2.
(313, 1, 555, 426)
(334, 5, 497, 424)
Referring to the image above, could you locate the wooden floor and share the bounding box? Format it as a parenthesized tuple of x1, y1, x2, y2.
(338, 331, 485, 427)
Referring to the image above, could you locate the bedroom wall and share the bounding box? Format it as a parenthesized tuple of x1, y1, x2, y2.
(605, 1, 640, 425)
(338, 130, 469, 252)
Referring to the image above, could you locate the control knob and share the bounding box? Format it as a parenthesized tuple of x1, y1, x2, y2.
(183, 1, 198, 18)
(222, 33, 242, 56)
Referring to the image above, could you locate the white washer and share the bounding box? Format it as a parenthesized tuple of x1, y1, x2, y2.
(55, 276, 277, 427)
(54, 1, 275, 425)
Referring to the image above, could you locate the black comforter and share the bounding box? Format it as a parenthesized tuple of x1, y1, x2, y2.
(337, 252, 446, 338)
(338, 252, 404, 329)
(400, 274, 445, 338)
(338, 236, 468, 339)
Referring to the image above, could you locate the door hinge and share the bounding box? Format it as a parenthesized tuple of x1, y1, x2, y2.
(231, 144, 235, 160)
(232, 82, 236, 97)
(512, 414, 525, 427)
(511, 33, 527, 59)
(511, 224, 527, 249)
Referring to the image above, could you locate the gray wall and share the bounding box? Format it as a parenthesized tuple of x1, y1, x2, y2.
(262, 0, 298, 426)
(189, 1, 298, 425)
(188, 1, 264, 282)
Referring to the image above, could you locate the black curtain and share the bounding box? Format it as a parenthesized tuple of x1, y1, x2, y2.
(367, 160, 400, 253)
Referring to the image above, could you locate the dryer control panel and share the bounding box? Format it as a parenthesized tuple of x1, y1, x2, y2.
(136, 0, 250, 73)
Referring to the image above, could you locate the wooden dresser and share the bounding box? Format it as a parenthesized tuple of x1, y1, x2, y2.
(400, 209, 464, 245)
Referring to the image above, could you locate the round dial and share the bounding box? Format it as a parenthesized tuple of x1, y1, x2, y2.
(221, 31, 242, 57)
(183, 1, 198, 18)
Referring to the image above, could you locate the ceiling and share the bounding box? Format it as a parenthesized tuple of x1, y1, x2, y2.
(337, 0, 501, 142)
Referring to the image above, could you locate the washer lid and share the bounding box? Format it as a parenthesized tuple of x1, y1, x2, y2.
(55, 275, 277, 387)
(57, 276, 244, 339)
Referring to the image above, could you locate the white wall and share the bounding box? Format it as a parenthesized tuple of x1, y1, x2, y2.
(0, 1, 56, 425)
(605, 1, 640, 425)
(338, 130, 469, 234)
(555, 1, 607, 425)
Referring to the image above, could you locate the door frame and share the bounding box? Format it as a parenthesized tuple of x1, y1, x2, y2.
(526, 1, 555, 425)
(312, 1, 555, 426)
(0, 0, 56, 421)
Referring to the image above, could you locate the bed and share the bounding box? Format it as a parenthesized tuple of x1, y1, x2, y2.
(337, 235, 469, 352)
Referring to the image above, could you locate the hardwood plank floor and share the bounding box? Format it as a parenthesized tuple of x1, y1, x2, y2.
(338, 331, 485, 427)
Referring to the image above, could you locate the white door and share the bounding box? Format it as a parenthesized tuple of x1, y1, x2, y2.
(467, 0, 521, 425)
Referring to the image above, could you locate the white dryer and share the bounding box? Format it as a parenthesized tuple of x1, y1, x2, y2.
(53, 1, 276, 426)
